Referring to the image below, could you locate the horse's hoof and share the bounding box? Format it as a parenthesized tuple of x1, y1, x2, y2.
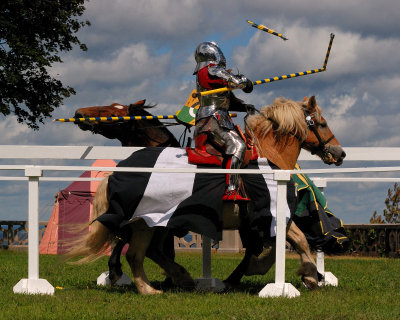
(140, 288, 163, 295)
(160, 277, 174, 289)
(175, 280, 196, 291)
(150, 289, 163, 295)
(222, 280, 239, 291)
(108, 273, 120, 285)
(302, 276, 318, 290)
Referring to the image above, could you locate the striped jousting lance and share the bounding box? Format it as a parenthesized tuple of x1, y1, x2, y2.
(193, 33, 335, 98)
(53, 115, 177, 123)
(246, 20, 288, 41)
(54, 113, 238, 123)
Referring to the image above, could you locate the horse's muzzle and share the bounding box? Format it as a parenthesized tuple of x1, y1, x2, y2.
(73, 112, 96, 131)
(323, 145, 346, 166)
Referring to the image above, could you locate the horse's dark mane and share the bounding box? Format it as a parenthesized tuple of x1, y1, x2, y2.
(127, 102, 181, 147)
(129, 102, 157, 111)
(129, 103, 166, 125)
(138, 104, 157, 109)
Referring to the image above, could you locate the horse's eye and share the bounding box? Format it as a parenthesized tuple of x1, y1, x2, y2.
(320, 122, 327, 128)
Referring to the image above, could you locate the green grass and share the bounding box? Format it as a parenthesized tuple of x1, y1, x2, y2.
(1, 251, 399, 320)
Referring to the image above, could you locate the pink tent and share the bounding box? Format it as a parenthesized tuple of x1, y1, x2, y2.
(39, 159, 116, 254)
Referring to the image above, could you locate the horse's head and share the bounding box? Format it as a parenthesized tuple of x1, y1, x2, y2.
(245, 96, 346, 169)
(300, 96, 346, 166)
(74, 100, 139, 134)
(74, 100, 180, 147)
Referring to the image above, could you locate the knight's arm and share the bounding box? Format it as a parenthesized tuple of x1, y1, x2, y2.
(208, 66, 253, 92)
(229, 92, 249, 112)
(229, 92, 256, 113)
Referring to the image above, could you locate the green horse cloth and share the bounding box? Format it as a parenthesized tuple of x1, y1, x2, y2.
(292, 169, 349, 254)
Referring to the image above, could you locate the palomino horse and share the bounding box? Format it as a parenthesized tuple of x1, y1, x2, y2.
(67, 96, 345, 295)
(225, 96, 345, 285)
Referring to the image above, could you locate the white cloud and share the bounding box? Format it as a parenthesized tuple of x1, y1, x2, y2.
(233, 22, 400, 82)
(0, 117, 31, 141)
(328, 94, 357, 118)
(0, 111, 116, 146)
(52, 43, 172, 87)
(325, 113, 380, 146)
(81, 0, 204, 48)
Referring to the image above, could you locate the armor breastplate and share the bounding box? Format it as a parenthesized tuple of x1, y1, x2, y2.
(195, 82, 231, 121)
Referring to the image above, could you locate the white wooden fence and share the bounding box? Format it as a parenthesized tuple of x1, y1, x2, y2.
(1, 145, 400, 298)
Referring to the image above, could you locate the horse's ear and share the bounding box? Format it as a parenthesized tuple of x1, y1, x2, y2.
(128, 100, 146, 115)
(307, 96, 317, 112)
(133, 99, 146, 107)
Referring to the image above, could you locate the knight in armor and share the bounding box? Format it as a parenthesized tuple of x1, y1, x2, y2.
(193, 41, 254, 201)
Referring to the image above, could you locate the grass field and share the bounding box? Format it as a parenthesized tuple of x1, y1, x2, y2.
(1, 251, 399, 320)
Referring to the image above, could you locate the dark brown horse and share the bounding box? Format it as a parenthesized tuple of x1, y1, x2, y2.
(74, 100, 181, 147)
(69, 96, 346, 294)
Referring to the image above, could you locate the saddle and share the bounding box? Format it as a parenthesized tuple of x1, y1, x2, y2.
(186, 125, 258, 202)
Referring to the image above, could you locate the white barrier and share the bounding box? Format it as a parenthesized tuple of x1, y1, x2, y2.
(1, 145, 400, 297)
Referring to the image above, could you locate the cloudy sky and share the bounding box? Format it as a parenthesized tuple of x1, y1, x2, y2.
(2, 0, 400, 223)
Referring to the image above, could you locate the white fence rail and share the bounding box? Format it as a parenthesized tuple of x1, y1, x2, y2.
(3, 145, 400, 161)
(1, 145, 400, 297)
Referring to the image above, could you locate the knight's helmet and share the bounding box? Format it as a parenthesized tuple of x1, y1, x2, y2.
(193, 41, 226, 75)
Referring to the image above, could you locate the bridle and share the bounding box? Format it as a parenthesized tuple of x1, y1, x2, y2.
(299, 108, 335, 156)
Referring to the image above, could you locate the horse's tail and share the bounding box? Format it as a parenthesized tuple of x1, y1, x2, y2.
(65, 174, 114, 264)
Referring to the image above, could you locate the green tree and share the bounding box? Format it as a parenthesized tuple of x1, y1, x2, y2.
(0, 0, 90, 129)
(370, 183, 400, 224)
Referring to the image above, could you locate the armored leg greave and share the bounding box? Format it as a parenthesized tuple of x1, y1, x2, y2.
(227, 155, 242, 192)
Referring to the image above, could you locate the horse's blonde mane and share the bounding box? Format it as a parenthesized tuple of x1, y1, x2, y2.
(246, 97, 321, 142)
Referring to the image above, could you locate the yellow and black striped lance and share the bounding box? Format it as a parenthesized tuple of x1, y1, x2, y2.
(247, 20, 288, 41)
(53, 109, 237, 126)
(53, 115, 177, 123)
(193, 33, 335, 98)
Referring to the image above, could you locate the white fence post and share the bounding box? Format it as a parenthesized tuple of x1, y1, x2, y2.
(13, 166, 54, 295)
(312, 177, 338, 287)
(259, 171, 300, 298)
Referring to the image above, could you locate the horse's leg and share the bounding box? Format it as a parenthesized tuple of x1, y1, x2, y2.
(108, 240, 125, 284)
(224, 242, 275, 284)
(224, 202, 270, 285)
(158, 229, 175, 287)
(146, 228, 195, 290)
(287, 221, 319, 289)
(107, 225, 132, 284)
(107, 227, 176, 286)
(244, 245, 275, 276)
(242, 221, 319, 289)
(125, 220, 162, 295)
(223, 249, 253, 285)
